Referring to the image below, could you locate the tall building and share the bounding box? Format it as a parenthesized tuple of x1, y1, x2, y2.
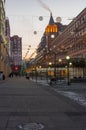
(5, 17, 11, 55)
(34, 12, 67, 66)
(10, 35, 22, 74)
(0, 0, 11, 77)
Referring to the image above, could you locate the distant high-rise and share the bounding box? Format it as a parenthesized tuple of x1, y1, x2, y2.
(10, 35, 22, 73)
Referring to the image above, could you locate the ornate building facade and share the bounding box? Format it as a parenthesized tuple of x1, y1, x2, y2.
(28, 8, 86, 80)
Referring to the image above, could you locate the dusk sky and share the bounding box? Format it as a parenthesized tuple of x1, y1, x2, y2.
(5, 0, 86, 58)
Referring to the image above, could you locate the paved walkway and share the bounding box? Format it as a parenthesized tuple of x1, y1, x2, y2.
(0, 76, 86, 130)
(1, 76, 86, 108)
(29, 77, 86, 108)
(0, 76, 86, 89)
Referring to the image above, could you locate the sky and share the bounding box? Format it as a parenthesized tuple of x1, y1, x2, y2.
(5, 0, 86, 59)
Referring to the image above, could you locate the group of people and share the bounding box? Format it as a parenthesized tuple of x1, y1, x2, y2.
(0, 71, 22, 80)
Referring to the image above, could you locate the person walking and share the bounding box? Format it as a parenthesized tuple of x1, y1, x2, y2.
(3, 74, 5, 80)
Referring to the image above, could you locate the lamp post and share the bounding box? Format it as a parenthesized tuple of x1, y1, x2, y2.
(59, 58, 62, 81)
(66, 56, 70, 85)
(35, 67, 38, 83)
(48, 62, 52, 78)
(54, 52, 56, 78)
(49, 48, 57, 78)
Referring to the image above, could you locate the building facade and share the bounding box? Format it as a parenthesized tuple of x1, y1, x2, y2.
(10, 35, 22, 74)
(5, 17, 10, 55)
(28, 8, 86, 80)
(34, 13, 66, 66)
(51, 8, 86, 78)
(0, 0, 11, 77)
(0, 0, 5, 73)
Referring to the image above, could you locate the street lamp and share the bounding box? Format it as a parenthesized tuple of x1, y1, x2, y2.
(66, 56, 70, 85)
(51, 34, 55, 39)
(59, 58, 62, 81)
(49, 62, 52, 66)
(35, 67, 38, 83)
(53, 45, 57, 78)
(48, 62, 52, 78)
(49, 48, 57, 78)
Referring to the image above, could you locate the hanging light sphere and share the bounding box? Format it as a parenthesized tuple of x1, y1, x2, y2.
(39, 16, 43, 21)
(33, 31, 37, 35)
(56, 17, 62, 23)
(28, 45, 31, 48)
